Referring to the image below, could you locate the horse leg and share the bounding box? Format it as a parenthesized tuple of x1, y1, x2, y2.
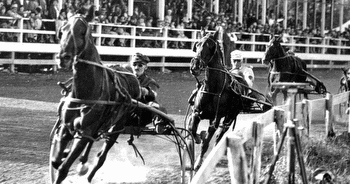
(194, 119, 218, 171)
(51, 125, 73, 169)
(54, 137, 90, 184)
(76, 140, 94, 176)
(215, 116, 236, 145)
(188, 111, 201, 144)
(87, 128, 120, 182)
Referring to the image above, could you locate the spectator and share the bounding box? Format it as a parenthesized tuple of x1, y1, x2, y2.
(4, 0, 12, 12)
(18, 5, 28, 17)
(27, 0, 39, 12)
(176, 31, 189, 49)
(6, 3, 23, 19)
(0, 5, 7, 18)
(116, 27, 129, 47)
(164, 8, 172, 24)
(56, 9, 67, 30)
(98, 7, 107, 23)
(105, 13, 113, 24)
(0, 6, 9, 41)
(101, 25, 116, 46)
(49, 0, 60, 20)
(246, 13, 257, 28)
(47, 0, 59, 42)
(26, 10, 39, 42)
(153, 20, 164, 48)
(112, 14, 118, 24)
(118, 15, 127, 25)
(66, 5, 75, 19)
(38, 0, 46, 17)
(0, 1, 3, 11)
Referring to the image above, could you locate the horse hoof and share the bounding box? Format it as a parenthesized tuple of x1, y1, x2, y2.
(77, 162, 89, 176)
(194, 163, 202, 172)
(194, 135, 201, 144)
(199, 131, 207, 140)
(51, 160, 62, 170)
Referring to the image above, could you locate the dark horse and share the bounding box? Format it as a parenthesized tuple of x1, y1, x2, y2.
(50, 6, 141, 184)
(189, 27, 249, 170)
(262, 35, 326, 105)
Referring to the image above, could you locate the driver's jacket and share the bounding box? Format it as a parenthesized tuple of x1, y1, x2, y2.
(137, 73, 160, 103)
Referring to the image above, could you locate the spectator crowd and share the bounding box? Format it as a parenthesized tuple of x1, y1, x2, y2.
(0, 0, 349, 54)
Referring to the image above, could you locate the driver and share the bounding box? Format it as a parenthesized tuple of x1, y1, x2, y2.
(126, 52, 169, 133)
(230, 49, 254, 89)
(229, 50, 269, 110)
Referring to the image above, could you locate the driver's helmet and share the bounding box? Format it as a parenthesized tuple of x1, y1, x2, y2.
(230, 50, 243, 61)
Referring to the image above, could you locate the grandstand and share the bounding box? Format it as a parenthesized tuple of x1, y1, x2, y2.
(0, 0, 350, 72)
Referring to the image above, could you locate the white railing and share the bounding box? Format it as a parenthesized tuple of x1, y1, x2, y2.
(1, 16, 350, 72)
(191, 91, 350, 183)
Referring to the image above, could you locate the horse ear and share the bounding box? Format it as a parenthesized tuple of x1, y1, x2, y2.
(213, 26, 221, 40)
(200, 27, 206, 38)
(275, 35, 283, 43)
(85, 5, 95, 22)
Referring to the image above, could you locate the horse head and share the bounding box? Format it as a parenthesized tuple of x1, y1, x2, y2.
(190, 28, 221, 76)
(58, 6, 95, 69)
(262, 34, 285, 65)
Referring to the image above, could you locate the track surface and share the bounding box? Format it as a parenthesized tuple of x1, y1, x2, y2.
(0, 69, 345, 184)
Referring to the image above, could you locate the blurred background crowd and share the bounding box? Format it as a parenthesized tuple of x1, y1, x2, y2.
(0, 0, 349, 53)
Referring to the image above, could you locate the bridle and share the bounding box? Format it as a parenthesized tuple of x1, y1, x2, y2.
(192, 35, 220, 71)
(60, 15, 92, 60)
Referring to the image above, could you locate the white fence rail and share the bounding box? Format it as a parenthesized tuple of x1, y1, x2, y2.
(1, 16, 350, 72)
(190, 91, 350, 184)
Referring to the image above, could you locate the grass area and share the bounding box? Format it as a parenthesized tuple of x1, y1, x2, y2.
(259, 132, 350, 183)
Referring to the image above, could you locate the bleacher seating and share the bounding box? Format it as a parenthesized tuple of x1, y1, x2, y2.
(0, 16, 350, 73)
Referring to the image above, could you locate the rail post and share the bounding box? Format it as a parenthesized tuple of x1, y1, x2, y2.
(250, 121, 263, 184)
(301, 99, 309, 138)
(325, 93, 335, 138)
(227, 134, 249, 184)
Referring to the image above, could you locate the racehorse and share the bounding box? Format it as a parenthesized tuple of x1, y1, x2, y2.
(189, 27, 250, 170)
(50, 6, 141, 184)
(262, 35, 326, 105)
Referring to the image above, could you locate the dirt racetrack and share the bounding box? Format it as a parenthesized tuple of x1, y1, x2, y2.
(0, 68, 346, 184)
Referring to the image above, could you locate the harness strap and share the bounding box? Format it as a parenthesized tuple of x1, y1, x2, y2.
(273, 55, 291, 61)
(62, 96, 125, 105)
(76, 58, 135, 76)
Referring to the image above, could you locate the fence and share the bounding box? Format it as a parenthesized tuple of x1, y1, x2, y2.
(1, 16, 350, 72)
(190, 91, 350, 184)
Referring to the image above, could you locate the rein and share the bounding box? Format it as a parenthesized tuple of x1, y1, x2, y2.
(273, 54, 291, 61)
(74, 57, 135, 76)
